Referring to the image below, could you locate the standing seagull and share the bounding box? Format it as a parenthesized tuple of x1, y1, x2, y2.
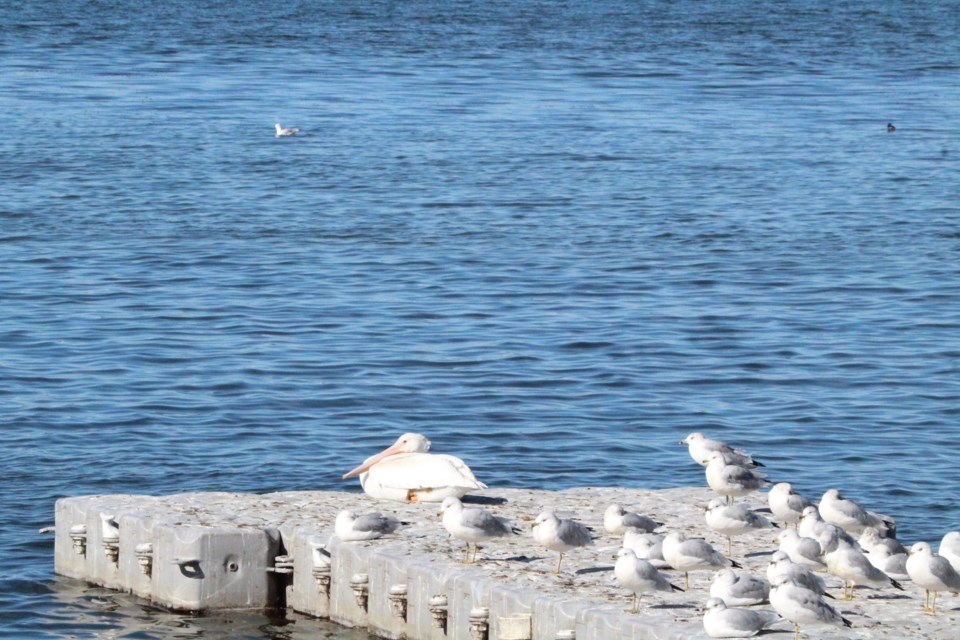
(439, 496, 516, 563)
(702, 598, 781, 639)
(614, 548, 683, 613)
(661, 531, 740, 590)
(905, 541, 960, 614)
(532, 510, 594, 573)
(819, 528, 903, 599)
(274, 123, 299, 137)
(334, 510, 403, 541)
(768, 483, 812, 528)
(770, 576, 851, 640)
(703, 452, 768, 503)
(343, 433, 486, 502)
(705, 499, 777, 555)
(680, 432, 762, 467)
(604, 504, 661, 535)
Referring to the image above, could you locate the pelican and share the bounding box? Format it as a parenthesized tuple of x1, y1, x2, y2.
(342, 433, 486, 502)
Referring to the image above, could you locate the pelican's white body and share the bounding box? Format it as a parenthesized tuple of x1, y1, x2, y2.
(344, 433, 486, 502)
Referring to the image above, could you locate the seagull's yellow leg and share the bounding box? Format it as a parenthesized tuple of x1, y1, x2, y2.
(555, 553, 563, 574)
(793, 623, 800, 640)
(932, 590, 938, 614)
(464, 543, 472, 564)
(627, 593, 638, 614)
(727, 537, 732, 556)
(685, 572, 689, 591)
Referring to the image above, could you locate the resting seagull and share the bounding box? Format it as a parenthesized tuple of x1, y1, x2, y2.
(703, 598, 781, 639)
(335, 510, 403, 541)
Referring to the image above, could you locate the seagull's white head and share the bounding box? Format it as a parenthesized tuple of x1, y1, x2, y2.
(908, 541, 932, 556)
(439, 496, 461, 514)
(704, 597, 726, 612)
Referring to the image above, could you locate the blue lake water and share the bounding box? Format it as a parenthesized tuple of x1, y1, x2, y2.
(2, 1, 959, 637)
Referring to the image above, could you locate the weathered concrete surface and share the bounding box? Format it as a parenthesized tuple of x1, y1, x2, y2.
(55, 487, 959, 639)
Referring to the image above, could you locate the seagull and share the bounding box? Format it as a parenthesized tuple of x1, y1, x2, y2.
(274, 123, 299, 137)
(532, 511, 593, 573)
(905, 541, 960, 614)
(768, 483, 812, 528)
(703, 452, 768, 503)
(938, 531, 960, 573)
(680, 432, 762, 467)
(614, 548, 683, 613)
(775, 529, 826, 571)
(702, 598, 781, 639)
(709, 568, 770, 606)
(334, 510, 403, 541)
(887, 122, 896, 132)
(439, 497, 516, 563)
(770, 576, 851, 640)
(662, 531, 740, 590)
(819, 528, 903, 599)
(603, 504, 661, 535)
(343, 433, 486, 502)
(859, 526, 906, 555)
(623, 530, 670, 569)
(767, 551, 831, 598)
(819, 489, 894, 536)
(705, 499, 777, 555)
(797, 506, 858, 547)
(868, 545, 910, 583)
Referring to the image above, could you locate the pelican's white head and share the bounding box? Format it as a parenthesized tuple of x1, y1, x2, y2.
(342, 432, 431, 479)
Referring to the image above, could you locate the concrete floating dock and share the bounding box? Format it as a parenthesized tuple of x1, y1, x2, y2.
(55, 487, 957, 639)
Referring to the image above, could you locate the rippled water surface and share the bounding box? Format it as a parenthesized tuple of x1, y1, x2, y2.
(2, 1, 959, 637)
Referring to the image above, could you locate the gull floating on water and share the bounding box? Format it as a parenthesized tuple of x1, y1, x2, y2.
(614, 548, 683, 613)
(770, 576, 851, 640)
(819, 488, 894, 536)
(819, 528, 903, 599)
(274, 123, 299, 137)
(705, 498, 776, 555)
(937, 531, 960, 573)
(532, 510, 594, 573)
(775, 529, 826, 571)
(623, 530, 670, 569)
(604, 503, 661, 535)
(709, 568, 770, 606)
(702, 598, 781, 639)
(905, 541, 960, 614)
(768, 483, 812, 528)
(680, 432, 762, 468)
(439, 496, 516, 563)
(703, 452, 768, 503)
(334, 510, 403, 541)
(661, 531, 740, 590)
(343, 433, 486, 502)
(767, 551, 831, 598)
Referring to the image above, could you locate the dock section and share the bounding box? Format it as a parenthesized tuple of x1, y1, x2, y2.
(54, 487, 955, 639)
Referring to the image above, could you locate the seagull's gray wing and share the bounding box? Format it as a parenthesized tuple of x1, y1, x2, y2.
(622, 513, 659, 532)
(352, 513, 400, 534)
(461, 507, 512, 536)
(558, 519, 594, 547)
